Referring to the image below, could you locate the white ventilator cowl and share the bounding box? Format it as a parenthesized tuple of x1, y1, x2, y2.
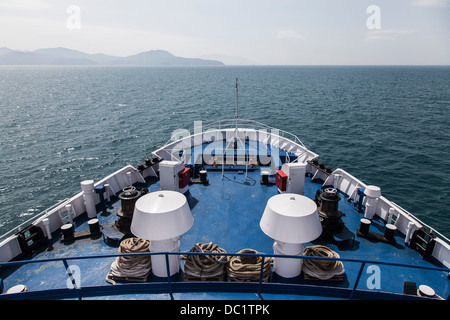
(260, 193, 322, 243)
(364, 185, 381, 198)
(131, 190, 193, 241)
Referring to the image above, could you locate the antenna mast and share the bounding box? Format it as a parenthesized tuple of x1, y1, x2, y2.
(235, 77, 239, 131)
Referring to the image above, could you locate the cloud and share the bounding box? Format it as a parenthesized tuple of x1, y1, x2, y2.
(412, 0, 450, 8)
(276, 30, 305, 40)
(364, 29, 416, 42)
(0, 0, 51, 10)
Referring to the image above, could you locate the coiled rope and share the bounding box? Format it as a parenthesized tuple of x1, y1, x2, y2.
(227, 249, 272, 282)
(106, 237, 151, 285)
(302, 245, 345, 280)
(183, 242, 227, 280)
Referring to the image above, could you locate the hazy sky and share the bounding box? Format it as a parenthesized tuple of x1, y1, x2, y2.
(0, 0, 449, 65)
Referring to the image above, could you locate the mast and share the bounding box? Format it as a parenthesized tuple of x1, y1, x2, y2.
(235, 77, 238, 132)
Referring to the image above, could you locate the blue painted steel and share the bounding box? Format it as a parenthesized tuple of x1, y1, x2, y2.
(62, 259, 81, 300)
(1, 141, 449, 300)
(0, 250, 448, 300)
(94, 185, 107, 214)
(165, 253, 174, 300)
(258, 257, 265, 299)
(356, 188, 365, 213)
(349, 262, 366, 300)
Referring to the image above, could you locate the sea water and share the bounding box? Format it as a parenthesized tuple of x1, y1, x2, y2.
(0, 65, 449, 237)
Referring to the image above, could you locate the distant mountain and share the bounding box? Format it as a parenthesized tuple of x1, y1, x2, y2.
(112, 50, 224, 66)
(0, 47, 224, 66)
(199, 53, 256, 66)
(0, 47, 14, 55)
(0, 47, 94, 65)
(33, 47, 120, 65)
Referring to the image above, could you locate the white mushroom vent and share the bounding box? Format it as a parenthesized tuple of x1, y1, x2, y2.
(260, 193, 322, 243)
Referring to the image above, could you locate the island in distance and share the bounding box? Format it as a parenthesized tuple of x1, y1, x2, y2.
(0, 47, 225, 66)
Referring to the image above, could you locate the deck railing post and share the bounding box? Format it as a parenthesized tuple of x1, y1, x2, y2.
(257, 254, 265, 299)
(165, 252, 174, 300)
(349, 261, 366, 300)
(62, 259, 82, 300)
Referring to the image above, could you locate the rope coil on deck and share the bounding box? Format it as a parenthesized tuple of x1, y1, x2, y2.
(106, 237, 152, 285)
(227, 249, 272, 282)
(183, 242, 227, 280)
(302, 245, 345, 280)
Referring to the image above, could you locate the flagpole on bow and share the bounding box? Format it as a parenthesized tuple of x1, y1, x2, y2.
(235, 77, 238, 132)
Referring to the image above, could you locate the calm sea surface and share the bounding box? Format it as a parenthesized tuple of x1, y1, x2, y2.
(0, 66, 449, 237)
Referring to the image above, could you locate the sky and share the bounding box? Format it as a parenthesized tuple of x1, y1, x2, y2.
(0, 0, 449, 65)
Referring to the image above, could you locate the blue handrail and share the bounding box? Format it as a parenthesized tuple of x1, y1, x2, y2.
(1, 251, 448, 300)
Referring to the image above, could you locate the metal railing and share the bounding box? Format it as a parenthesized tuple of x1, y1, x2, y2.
(390, 201, 450, 244)
(0, 250, 448, 300)
(153, 118, 313, 166)
(0, 198, 69, 242)
(158, 118, 308, 152)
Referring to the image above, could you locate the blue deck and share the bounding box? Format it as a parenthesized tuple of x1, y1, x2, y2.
(1, 146, 449, 300)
